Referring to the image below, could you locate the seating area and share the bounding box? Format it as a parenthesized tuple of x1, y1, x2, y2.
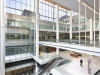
(5, 65, 35, 75)
(70, 52, 82, 58)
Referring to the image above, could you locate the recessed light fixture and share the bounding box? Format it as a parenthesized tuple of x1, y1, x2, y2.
(77, 0, 81, 2)
(82, 2, 87, 7)
(77, 0, 99, 15)
(88, 7, 93, 11)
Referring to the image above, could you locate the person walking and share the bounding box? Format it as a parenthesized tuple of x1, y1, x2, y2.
(80, 59, 83, 67)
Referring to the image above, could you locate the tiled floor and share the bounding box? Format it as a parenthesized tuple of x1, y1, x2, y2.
(40, 51, 100, 75)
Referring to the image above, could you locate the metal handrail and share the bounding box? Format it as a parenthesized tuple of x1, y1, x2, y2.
(45, 58, 68, 75)
(47, 55, 61, 63)
(32, 55, 61, 75)
(54, 58, 67, 67)
(38, 55, 61, 74)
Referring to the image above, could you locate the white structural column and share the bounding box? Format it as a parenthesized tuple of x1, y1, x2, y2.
(85, 6, 86, 45)
(79, 1, 81, 45)
(90, 19, 93, 44)
(0, 0, 5, 75)
(56, 5, 59, 55)
(35, 0, 39, 58)
(94, 0, 96, 47)
(70, 11, 72, 40)
(99, 0, 100, 46)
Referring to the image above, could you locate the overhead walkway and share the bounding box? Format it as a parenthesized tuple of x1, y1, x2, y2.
(39, 41, 100, 57)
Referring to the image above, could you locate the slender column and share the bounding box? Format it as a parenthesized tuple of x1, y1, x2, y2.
(56, 5, 59, 55)
(99, 0, 100, 46)
(70, 11, 72, 40)
(85, 6, 86, 45)
(0, 0, 5, 75)
(94, 0, 95, 47)
(35, 0, 39, 58)
(88, 55, 92, 74)
(90, 19, 93, 44)
(66, 12, 68, 31)
(79, 1, 81, 45)
(53, 5, 55, 30)
(45, 35, 48, 39)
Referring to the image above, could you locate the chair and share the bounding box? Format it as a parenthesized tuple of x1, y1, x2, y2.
(11, 70, 16, 75)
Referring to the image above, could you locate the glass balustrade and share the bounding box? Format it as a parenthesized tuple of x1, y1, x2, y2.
(40, 39, 99, 48)
(5, 45, 31, 56)
(8, 19, 99, 32)
(7, 19, 67, 31)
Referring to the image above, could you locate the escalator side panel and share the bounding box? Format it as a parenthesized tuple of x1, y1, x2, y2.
(38, 57, 63, 75)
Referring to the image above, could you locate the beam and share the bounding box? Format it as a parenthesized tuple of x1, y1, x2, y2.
(45, 0, 70, 10)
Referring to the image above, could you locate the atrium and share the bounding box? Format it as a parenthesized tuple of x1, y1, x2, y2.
(0, 0, 100, 75)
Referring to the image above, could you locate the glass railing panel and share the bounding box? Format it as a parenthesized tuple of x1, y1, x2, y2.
(40, 39, 56, 42)
(40, 39, 100, 48)
(49, 26, 53, 30)
(39, 24, 45, 29)
(5, 45, 31, 56)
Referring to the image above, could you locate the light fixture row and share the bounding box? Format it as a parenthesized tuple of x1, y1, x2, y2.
(77, 0, 99, 15)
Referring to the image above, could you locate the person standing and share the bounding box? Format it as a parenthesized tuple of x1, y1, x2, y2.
(80, 59, 83, 67)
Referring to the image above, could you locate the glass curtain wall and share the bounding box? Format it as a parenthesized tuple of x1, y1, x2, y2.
(72, 11, 79, 43)
(39, 0, 56, 41)
(59, 7, 67, 32)
(71, 11, 90, 45)
(5, 0, 35, 74)
(59, 7, 69, 42)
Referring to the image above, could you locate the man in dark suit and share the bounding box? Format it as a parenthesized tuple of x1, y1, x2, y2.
(80, 59, 83, 67)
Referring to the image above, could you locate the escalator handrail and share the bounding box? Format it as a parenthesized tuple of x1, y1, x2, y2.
(54, 58, 67, 67)
(45, 59, 62, 75)
(32, 55, 61, 75)
(39, 59, 56, 75)
(46, 59, 74, 75)
(47, 55, 61, 63)
(45, 58, 67, 75)
(38, 55, 61, 75)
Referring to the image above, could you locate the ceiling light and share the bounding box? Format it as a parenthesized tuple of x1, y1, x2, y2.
(76, 0, 99, 15)
(82, 2, 87, 7)
(88, 7, 93, 11)
(77, 0, 81, 2)
(95, 12, 99, 15)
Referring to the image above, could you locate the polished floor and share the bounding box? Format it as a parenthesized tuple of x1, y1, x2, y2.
(40, 51, 100, 75)
(60, 51, 100, 75)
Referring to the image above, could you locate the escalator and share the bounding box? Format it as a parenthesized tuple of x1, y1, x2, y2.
(94, 69, 100, 75)
(38, 56, 63, 75)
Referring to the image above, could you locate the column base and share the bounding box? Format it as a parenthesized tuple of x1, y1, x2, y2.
(56, 48, 59, 55)
(90, 40, 93, 44)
